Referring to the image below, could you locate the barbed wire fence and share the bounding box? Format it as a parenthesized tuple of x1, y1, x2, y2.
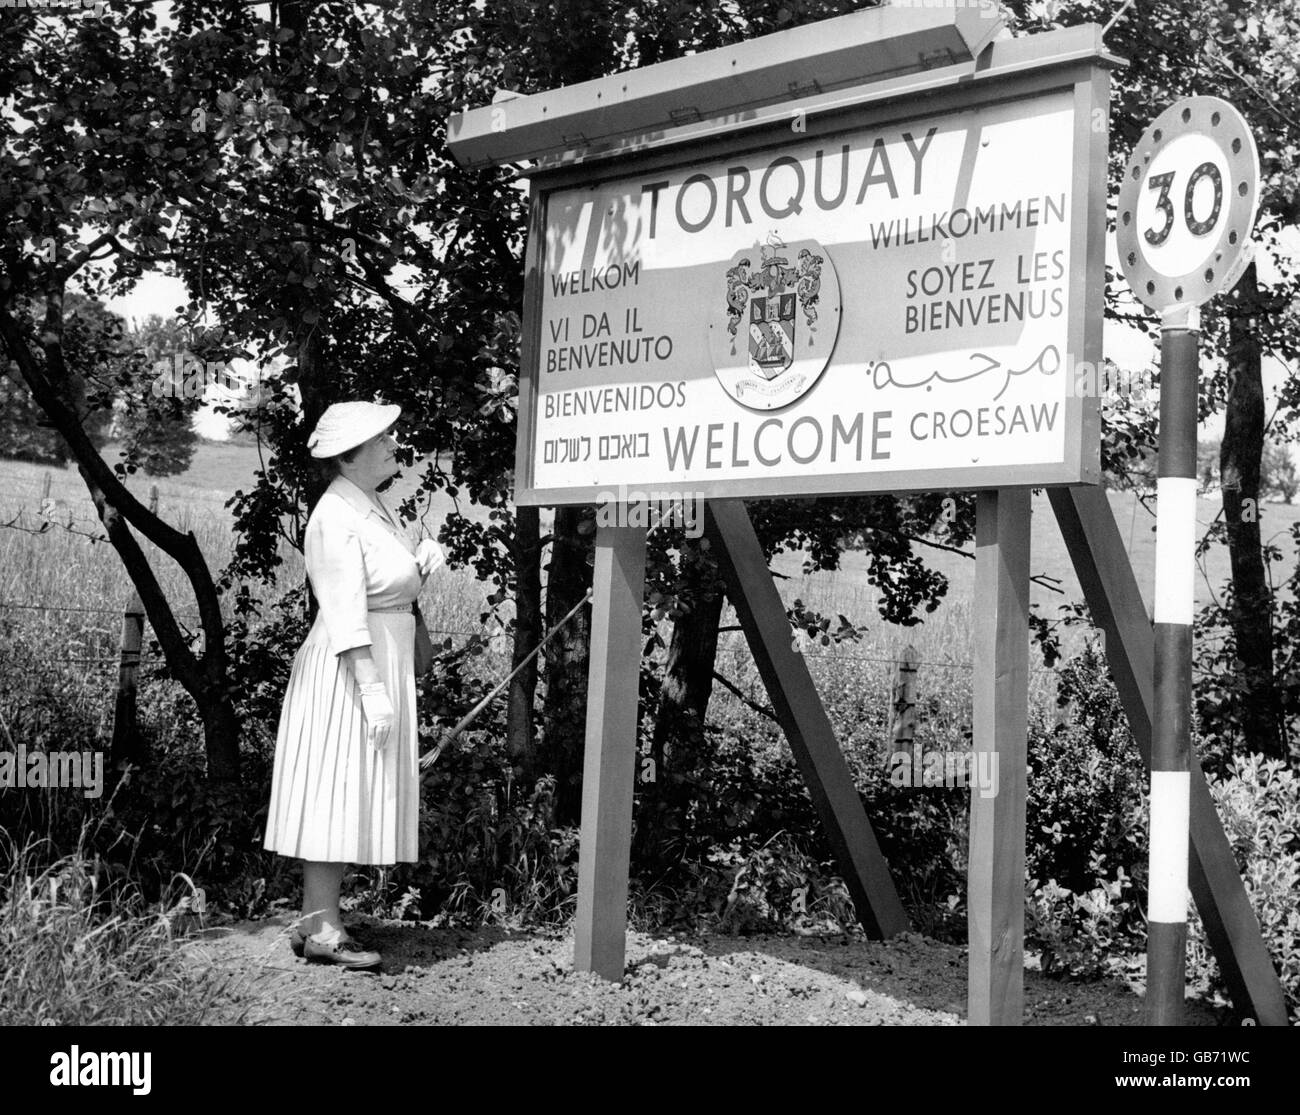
(1, 470, 1076, 759)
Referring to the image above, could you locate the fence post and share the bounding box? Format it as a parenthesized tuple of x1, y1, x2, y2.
(109, 485, 157, 772)
(891, 645, 919, 778)
(110, 595, 144, 772)
(38, 471, 53, 528)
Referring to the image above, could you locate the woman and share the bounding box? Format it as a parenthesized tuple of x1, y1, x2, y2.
(263, 400, 443, 971)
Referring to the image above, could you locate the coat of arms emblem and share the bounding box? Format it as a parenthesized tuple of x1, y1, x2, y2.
(709, 234, 840, 411)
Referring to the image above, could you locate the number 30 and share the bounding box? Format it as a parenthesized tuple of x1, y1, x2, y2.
(1144, 161, 1223, 247)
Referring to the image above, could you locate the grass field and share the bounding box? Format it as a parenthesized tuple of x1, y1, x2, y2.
(3, 439, 1298, 750)
(0, 442, 495, 651)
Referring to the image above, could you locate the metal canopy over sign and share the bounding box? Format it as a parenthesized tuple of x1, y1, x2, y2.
(447, 4, 1005, 170)
(508, 48, 1108, 506)
(1117, 96, 1261, 312)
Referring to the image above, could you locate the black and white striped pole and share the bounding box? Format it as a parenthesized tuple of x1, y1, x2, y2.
(1116, 96, 1258, 1026)
(1147, 304, 1198, 1025)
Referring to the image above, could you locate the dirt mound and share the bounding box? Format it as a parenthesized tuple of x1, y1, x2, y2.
(184, 915, 1226, 1026)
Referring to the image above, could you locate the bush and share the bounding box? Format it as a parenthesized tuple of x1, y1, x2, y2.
(625, 713, 968, 938)
(1189, 753, 1300, 1017)
(1022, 648, 1300, 1010)
(1018, 643, 1150, 975)
(714, 831, 856, 936)
(413, 748, 580, 925)
(1026, 857, 1138, 980)
(1027, 641, 1148, 894)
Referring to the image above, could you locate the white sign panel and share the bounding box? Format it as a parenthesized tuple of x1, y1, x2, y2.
(521, 87, 1100, 504)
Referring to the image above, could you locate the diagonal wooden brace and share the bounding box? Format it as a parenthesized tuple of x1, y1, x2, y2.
(704, 499, 909, 938)
(1050, 486, 1287, 1026)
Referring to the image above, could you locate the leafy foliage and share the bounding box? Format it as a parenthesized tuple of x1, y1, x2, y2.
(1027, 642, 1148, 893)
(1026, 859, 1138, 981)
(0, 294, 118, 464)
(1190, 752, 1300, 1014)
(108, 315, 204, 479)
(1022, 644, 1151, 979)
(1263, 442, 1299, 503)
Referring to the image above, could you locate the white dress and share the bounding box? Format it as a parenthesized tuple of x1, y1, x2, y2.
(263, 475, 424, 865)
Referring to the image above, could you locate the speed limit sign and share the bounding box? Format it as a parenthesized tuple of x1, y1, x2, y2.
(1119, 96, 1261, 1027)
(1117, 96, 1259, 311)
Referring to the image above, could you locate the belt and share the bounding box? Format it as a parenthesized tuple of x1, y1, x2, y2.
(368, 604, 416, 614)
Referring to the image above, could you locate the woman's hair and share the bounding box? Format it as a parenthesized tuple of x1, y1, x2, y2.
(314, 442, 365, 483)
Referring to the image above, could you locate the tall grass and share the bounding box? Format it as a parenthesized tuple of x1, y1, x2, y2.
(707, 572, 1060, 767)
(0, 448, 509, 685)
(0, 828, 255, 1025)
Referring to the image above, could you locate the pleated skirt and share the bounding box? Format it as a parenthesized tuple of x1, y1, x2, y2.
(262, 611, 419, 865)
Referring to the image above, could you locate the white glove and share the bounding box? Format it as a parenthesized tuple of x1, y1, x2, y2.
(415, 538, 445, 578)
(357, 681, 395, 753)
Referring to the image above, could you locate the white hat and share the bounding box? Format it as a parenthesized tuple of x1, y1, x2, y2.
(307, 401, 401, 459)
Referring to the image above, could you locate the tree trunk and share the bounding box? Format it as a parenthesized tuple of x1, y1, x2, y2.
(81, 464, 243, 783)
(1220, 262, 1285, 759)
(540, 505, 593, 824)
(1, 305, 242, 783)
(199, 684, 243, 784)
(507, 504, 541, 777)
(633, 577, 724, 866)
(297, 327, 331, 519)
(650, 580, 724, 774)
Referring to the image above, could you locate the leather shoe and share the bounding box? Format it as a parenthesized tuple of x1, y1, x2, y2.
(302, 932, 381, 971)
(289, 923, 366, 958)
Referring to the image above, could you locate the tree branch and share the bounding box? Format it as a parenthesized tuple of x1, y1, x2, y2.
(0, 305, 228, 672)
(711, 670, 778, 725)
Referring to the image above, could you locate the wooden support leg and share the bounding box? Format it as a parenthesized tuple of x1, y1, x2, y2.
(573, 521, 646, 982)
(705, 499, 909, 938)
(1049, 485, 1288, 1026)
(968, 488, 1031, 1026)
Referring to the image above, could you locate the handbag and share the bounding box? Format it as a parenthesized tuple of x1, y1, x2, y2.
(413, 602, 436, 677)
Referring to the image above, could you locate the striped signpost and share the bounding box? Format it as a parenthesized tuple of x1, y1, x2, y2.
(1147, 306, 1198, 1024)
(1117, 96, 1259, 1025)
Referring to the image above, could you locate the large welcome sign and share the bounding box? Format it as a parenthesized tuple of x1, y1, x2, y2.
(517, 82, 1105, 505)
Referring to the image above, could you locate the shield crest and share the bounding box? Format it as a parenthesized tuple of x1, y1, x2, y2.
(749, 293, 796, 380)
(709, 235, 841, 412)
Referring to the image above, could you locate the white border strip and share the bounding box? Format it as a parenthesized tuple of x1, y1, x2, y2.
(1153, 477, 1197, 626)
(1148, 770, 1191, 923)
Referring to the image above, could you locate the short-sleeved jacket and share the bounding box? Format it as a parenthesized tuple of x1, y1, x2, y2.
(304, 475, 423, 655)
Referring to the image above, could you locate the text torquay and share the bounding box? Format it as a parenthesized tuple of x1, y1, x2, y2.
(640, 127, 943, 238)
